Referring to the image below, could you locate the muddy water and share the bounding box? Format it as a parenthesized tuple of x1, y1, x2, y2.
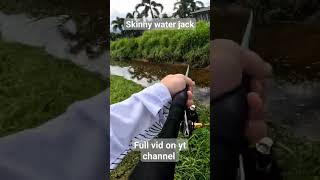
(215, 11, 320, 140)
(111, 60, 210, 105)
(0, 12, 108, 78)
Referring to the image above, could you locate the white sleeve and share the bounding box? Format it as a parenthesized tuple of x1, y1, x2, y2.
(110, 83, 172, 170)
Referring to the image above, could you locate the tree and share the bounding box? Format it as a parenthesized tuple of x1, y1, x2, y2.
(126, 11, 140, 19)
(173, 0, 204, 18)
(124, 11, 143, 37)
(126, 12, 134, 19)
(111, 17, 124, 33)
(162, 13, 170, 18)
(135, 0, 164, 18)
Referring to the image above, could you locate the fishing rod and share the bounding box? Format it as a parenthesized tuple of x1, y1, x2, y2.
(239, 10, 254, 180)
(129, 65, 193, 180)
(212, 10, 253, 180)
(242, 11, 254, 48)
(180, 65, 205, 137)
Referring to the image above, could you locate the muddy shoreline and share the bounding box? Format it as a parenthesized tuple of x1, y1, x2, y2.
(110, 60, 210, 105)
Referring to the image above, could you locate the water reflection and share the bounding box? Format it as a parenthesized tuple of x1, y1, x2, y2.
(57, 15, 106, 58)
(0, 12, 108, 78)
(0, 0, 107, 57)
(111, 60, 210, 105)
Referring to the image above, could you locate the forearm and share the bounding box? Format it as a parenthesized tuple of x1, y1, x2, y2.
(110, 83, 172, 169)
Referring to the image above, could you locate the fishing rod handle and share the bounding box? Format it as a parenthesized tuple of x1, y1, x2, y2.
(157, 86, 188, 138)
(212, 75, 249, 180)
(129, 87, 188, 180)
(213, 76, 249, 146)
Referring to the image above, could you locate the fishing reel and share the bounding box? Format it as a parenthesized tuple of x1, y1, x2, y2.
(180, 105, 202, 137)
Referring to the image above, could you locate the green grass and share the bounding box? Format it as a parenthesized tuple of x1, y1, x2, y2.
(110, 75, 143, 104)
(0, 39, 106, 137)
(110, 21, 210, 68)
(110, 75, 210, 180)
(268, 123, 320, 179)
(175, 127, 210, 180)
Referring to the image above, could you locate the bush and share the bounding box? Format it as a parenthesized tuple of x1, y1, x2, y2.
(184, 43, 210, 68)
(110, 21, 210, 68)
(111, 38, 139, 60)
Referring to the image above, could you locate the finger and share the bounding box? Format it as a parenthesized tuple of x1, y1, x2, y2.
(250, 79, 265, 101)
(187, 91, 193, 101)
(188, 82, 194, 93)
(240, 48, 273, 79)
(187, 99, 194, 107)
(187, 100, 194, 107)
(186, 77, 195, 87)
(187, 91, 194, 107)
(185, 77, 195, 93)
(247, 92, 264, 121)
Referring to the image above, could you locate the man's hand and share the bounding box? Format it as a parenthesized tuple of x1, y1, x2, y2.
(211, 39, 272, 144)
(161, 74, 195, 107)
(246, 92, 268, 144)
(211, 39, 272, 99)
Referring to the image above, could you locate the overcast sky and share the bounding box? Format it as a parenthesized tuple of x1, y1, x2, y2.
(110, 0, 209, 31)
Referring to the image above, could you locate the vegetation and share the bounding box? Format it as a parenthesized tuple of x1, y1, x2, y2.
(111, 21, 210, 68)
(111, 0, 164, 37)
(135, 0, 164, 18)
(268, 123, 320, 179)
(110, 75, 143, 104)
(110, 75, 210, 180)
(215, 0, 320, 23)
(111, 15, 143, 38)
(0, 39, 106, 137)
(112, 17, 125, 33)
(110, 32, 125, 41)
(126, 12, 135, 19)
(175, 128, 210, 180)
(173, 0, 205, 18)
(110, 0, 208, 37)
(246, 0, 320, 23)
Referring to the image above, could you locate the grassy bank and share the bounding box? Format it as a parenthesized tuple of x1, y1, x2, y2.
(111, 21, 210, 68)
(110, 75, 210, 180)
(0, 39, 106, 137)
(268, 123, 320, 179)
